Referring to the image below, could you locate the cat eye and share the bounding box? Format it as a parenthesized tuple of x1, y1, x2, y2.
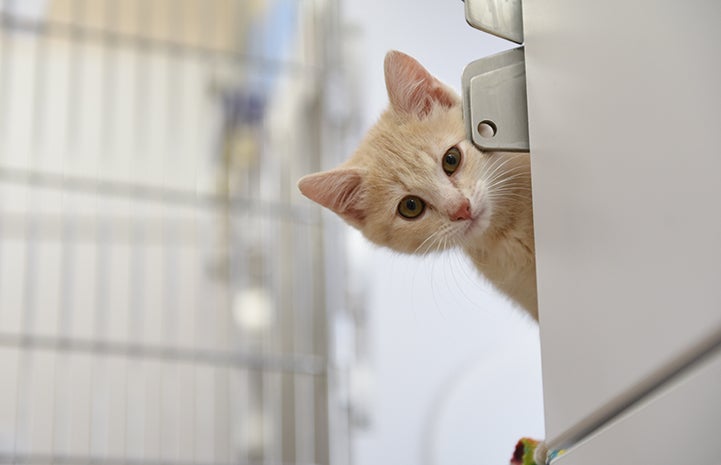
(442, 147, 462, 175)
(397, 195, 426, 219)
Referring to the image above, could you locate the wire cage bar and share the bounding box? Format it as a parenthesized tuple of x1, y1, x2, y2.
(0, 1, 359, 464)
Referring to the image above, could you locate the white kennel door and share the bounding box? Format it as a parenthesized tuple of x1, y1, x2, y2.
(525, 0, 721, 452)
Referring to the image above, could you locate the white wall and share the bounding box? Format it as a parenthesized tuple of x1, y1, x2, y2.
(342, 1, 545, 465)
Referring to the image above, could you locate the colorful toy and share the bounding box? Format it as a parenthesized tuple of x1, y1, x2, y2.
(510, 438, 563, 465)
(510, 438, 541, 465)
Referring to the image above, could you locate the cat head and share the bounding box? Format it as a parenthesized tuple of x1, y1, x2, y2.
(298, 51, 502, 254)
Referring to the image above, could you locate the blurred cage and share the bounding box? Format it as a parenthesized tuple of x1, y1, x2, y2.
(0, 1, 366, 464)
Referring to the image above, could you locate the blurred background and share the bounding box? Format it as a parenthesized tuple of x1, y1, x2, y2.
(0, 1, 543, 465)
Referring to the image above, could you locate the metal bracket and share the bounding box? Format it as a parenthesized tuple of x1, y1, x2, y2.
(464, 0, 524, 44)
(461, 47, 529, 152)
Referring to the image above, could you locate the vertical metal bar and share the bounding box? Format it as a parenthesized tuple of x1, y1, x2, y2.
(216, 0, 237, 458)
(295, 232, 316, 463)
(125, 218, 146, 461)
(216, 1, 232, 462)
(14, 232, 35, 456)
(126, 0, 150, 459)
(158, 1, 172, 460)
(317, 2, 335, 462)
(222, 0, 250, 461)
(191, 1, 207, 459)
(134, 0, 148, 156)
(165, 0, 182, 364)
(65, 0, 85, 161)
(33, 0, 58, 459)
(125, 2, 143, 460)
(288, 5, 310, 459)
(52, 0, 87, 454)
(29, 5, 48, 165)
(53, 1, 81, 457)
(0, 0, 9, 325)
(0, 0, 13, 144)
(89, 0, 115, 458)
(101, 0, 116, 163)
(13, 0, 51, 453)
(0, 0, 10, 348)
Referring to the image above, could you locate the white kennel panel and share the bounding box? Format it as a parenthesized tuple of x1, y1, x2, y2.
(524, 0, 721, 449)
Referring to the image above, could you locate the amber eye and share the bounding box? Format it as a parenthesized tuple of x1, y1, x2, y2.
(397, 195, 426, 219)
(442, 147, 462, 175)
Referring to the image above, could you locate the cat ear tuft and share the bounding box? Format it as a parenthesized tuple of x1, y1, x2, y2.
(384, 50, 459, 118)
(297, 168, 367, 226)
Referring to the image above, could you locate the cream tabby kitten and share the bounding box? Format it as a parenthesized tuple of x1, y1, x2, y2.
(299, 51, 537, 320)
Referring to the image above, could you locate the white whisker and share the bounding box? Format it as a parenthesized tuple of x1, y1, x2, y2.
(481, 157, 516, 185)
(414, 223, 458, 255)
(486, 174, 526, 191)
(486, 171, 530, 189)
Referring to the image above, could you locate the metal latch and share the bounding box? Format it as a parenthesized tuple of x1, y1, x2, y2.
(464, 0, 524, 44)
(462, 0, 528, 152)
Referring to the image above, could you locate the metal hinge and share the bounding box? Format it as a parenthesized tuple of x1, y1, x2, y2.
(462, 0, 528, 152)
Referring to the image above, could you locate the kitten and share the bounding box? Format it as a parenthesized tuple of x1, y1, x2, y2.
(298, 51, 537, 320)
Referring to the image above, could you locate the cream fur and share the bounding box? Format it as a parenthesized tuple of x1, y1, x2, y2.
(298, 51, 537, 319)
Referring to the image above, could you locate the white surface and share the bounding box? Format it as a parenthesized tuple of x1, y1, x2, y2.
(555, 344, 721, 465)
(524, 0, 721, 448)
(343, 1, 545, 464)
(359, 248, 544, 465)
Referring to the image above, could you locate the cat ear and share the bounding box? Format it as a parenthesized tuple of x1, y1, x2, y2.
(384, 50, 459, 118)
(297, 168, 367, 226)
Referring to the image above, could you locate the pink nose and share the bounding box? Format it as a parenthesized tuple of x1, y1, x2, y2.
(450, 198, 472, 221)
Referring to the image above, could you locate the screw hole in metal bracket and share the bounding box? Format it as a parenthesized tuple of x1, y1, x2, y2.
(477, 120, 497, 138)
